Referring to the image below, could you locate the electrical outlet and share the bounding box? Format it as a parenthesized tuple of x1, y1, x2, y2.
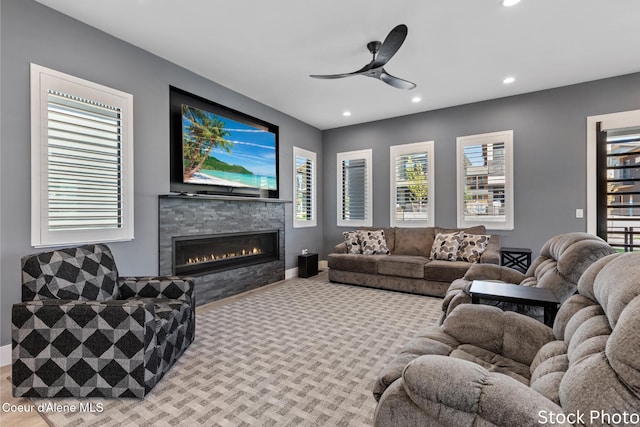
(576, 209, 584, 218)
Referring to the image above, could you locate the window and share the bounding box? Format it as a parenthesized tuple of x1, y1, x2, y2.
(457, 130, 513, 230)
(587, 110, 640, 252)
(293, 147, 317, 228)
(390, 141, 434, 227)
(337, 149, 372, 227)
(592, 121, 640, 252)
(31, 64, 134, 247)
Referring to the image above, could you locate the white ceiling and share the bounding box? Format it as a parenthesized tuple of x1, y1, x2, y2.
(35, 0, 640, 130)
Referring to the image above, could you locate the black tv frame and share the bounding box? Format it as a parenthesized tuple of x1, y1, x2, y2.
(169, 86, 280, 199)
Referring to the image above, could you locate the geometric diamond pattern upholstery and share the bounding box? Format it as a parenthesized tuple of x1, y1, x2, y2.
(12, 244, 195, 398)
(21, 244, 120, 302)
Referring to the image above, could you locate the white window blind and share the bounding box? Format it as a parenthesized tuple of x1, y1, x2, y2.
(457, 130, 514, 230)
(31, 64, 134, 247)
(47, 90, 123, 230)
(337, 149, 372, 227)
(390, 141, 434, 227)
(293, 147, 317, 228)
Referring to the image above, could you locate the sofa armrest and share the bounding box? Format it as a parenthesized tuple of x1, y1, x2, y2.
(397, 355, 569, 427)
(333, 242, 347, 254)
(442, 304, 554, 366)
(118, 276, 195, 304)
(479, 234, 501, 265)
(463, 263, 526, 284)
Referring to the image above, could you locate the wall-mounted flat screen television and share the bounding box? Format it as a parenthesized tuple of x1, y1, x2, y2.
(170, 86, 279, 198)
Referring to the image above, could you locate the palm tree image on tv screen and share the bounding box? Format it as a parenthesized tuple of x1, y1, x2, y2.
(181, 104, 277, 190)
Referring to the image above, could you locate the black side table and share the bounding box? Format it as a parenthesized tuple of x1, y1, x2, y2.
(469, 280, 560, 326)
(501, 247, 532, 273)
(298, 253, 318, 278)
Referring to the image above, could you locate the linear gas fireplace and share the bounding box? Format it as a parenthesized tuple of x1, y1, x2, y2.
(173, 230, 279, 276)
(160, 194, 286, 305)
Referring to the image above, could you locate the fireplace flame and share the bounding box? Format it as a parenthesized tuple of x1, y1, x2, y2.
(186, 247, 262, 265)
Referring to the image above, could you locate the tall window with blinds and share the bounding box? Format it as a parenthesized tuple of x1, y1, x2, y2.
(456, 130, 514, 230)
(31, 64, 134, 247)
(337, 149, 372, 227)
(390, 141, 434, 227)
(293, 147, 317, 228)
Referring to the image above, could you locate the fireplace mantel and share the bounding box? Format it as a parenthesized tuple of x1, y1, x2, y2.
(160, 193, 292, 204)
(158, 194, 288, 305)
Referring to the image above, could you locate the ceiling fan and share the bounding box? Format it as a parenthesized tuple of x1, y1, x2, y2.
(310, 24, 416, 90)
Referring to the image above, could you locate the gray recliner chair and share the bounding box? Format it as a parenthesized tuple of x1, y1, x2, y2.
(374, 251, 640, 426)
(441, 232, 615, 323)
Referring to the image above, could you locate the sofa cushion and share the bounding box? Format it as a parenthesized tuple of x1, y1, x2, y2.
(424, 260, 472, 282)
(342, 231, 362, 254)
(377, 255, 428, 279)
(458, 234, 491, 263)
(359, 229, 391, 255)
(430, 232, 463, 261)
(327, 253, 386, 274)
(394, 228, 435, 256)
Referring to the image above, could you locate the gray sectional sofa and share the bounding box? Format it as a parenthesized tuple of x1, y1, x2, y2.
(328, 226, 501, 298)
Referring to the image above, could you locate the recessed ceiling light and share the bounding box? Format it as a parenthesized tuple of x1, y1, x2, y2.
(343, 111, 351, 117)
(502, 76, 516, 84)
(501, 0, 521, 6)
(411, 96, 422, 103)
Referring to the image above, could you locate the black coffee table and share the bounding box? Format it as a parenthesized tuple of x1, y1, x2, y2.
(469, 280, 560, 327)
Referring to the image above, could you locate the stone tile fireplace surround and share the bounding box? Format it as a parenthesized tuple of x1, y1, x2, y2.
(159, 194, 286, 305)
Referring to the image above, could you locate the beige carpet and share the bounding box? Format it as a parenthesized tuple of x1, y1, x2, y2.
(34, 273, 442, 426)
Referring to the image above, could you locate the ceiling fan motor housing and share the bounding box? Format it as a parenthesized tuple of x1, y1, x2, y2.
(367, 41, 382, 55)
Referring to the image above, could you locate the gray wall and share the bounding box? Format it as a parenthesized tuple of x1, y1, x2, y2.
(0, 0, 323, 347)
(322, 72, 640, 259)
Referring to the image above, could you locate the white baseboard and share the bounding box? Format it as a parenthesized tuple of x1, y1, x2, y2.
(285, 267, 298, 280)
(1, 344, 11, 367)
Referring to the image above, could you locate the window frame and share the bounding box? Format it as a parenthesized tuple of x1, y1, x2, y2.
(30, 63, 134, 247)
(456, 130, 514, 230)
(293, 146, 317, 228)
(389, 141, 435, 227)
(587, 109, 640, 235)
(337, 149, 372, 227)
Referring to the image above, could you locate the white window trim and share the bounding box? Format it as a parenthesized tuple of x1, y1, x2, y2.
(293, 146, 317, 228)
(390, 141, 435, 227)
(337, 149, 372, 227)
(31, 63, 134, 247)
(456, 130, 514, 230)
(586, 109, 640, 235)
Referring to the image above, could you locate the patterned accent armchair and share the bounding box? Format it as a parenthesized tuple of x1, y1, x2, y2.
(12, 244, 195, 398)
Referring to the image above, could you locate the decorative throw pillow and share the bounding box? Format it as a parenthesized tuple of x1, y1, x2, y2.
(430, 232, 463, 261)
(343, 231, 362, 254)
(458, 234, 491, 263)
(359, 229, 390, 255)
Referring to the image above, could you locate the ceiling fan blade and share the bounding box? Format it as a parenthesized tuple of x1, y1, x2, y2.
(310, 61, 376, 79)
(380, 70, 416, 90)
(309, 73, 355, 79)
(372, 24, 408, 68)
